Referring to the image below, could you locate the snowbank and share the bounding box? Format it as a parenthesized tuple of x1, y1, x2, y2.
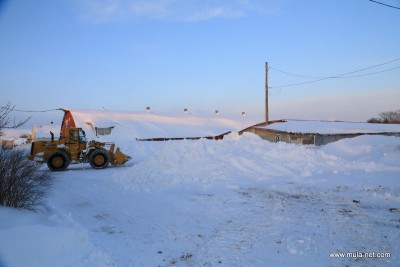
(115, 134, 400, 191)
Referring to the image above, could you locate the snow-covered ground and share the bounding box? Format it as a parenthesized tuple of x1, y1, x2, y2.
(1, 130, 400, 266)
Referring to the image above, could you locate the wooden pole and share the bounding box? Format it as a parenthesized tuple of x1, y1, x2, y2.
(265, 62, 269, 125)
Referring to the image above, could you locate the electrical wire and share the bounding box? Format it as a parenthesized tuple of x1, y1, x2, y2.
(269, 58, 400, 89)
(334, 58, 400, 76)
(0, 107, 62, 113)
(334, 66, 400, 78)
(268, 67, 326, 79)
(271, 58, 400, 79)
(368, 0, 400, 10)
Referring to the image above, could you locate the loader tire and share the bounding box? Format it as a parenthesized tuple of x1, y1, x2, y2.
(89, 150, 110, 169)
(47, 151, 70, 171)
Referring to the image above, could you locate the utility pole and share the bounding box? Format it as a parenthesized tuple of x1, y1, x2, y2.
(265, 62, 269, 125)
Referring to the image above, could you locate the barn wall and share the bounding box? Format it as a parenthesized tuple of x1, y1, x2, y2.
(314, 134, 360, 146)
(244, 128, 316, 145)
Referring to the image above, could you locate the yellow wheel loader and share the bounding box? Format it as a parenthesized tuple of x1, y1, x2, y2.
(28, 109, 130, 171)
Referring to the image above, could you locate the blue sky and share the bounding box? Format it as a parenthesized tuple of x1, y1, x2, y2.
(1, 0, 399, 122)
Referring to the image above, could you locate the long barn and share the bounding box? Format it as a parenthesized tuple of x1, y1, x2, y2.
(241, 120, 400, 146)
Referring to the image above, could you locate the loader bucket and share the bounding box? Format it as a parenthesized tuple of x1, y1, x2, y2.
(113, 147, 131, 166)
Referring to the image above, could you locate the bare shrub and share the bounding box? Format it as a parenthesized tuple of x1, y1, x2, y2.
(0, 149, 53, 212)
(367, 117, 382, 123)
(0, 102, 30, 137)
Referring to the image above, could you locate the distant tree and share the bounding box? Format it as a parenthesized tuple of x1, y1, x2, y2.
(379, 110, 400, 124)
(367, 109, 400, 124)
(0, 102, 30, 137)
(367, 117, 382, 123)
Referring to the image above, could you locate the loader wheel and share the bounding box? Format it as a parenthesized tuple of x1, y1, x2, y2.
(47, 151, 70, 171)
(89, 150, 110, 169)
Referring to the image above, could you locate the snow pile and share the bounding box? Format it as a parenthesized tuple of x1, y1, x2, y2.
(323, 134, 400, 163)
(115, 134, 400, 191)
(0, 129, 31, 146)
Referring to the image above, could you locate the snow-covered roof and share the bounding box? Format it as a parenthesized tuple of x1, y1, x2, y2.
(70, 109, 262, 139)
(258, 120, 400, 135)
(4, 109, 262, 142)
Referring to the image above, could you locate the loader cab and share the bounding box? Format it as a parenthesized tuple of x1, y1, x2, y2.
(66, 128, 87, 144)
(79, 128, 87, 143)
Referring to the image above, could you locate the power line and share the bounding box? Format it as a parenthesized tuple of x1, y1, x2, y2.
(271, 58, 400, 79)
(328, 58, 400, 76)
(368, 0, 400, 10)
(0, 106, 62, 113)
(269, 67, 326, 79)
(269, 58, 400, 89)
(336, 66, 400, 78)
